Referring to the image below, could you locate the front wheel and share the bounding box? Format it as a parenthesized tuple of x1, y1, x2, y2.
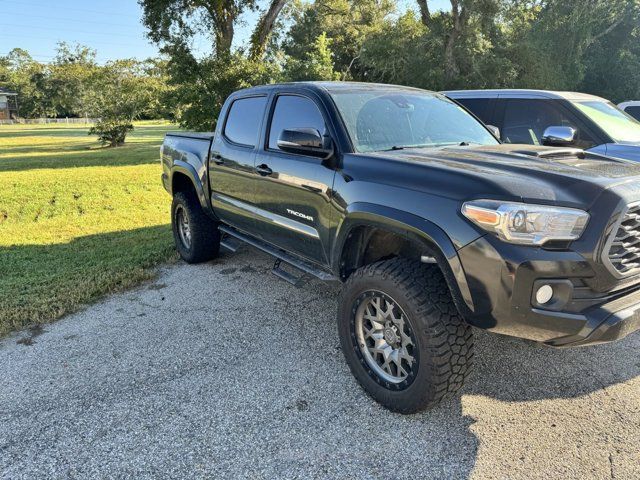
(171, 191, 220, 263)
(338, 258, 474, 414)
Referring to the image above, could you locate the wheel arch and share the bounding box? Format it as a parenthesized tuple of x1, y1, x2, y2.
(332, 203, 475, 315)
(170, 161, 209, 211)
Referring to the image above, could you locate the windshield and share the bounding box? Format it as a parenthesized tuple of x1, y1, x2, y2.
(573, 100, 640, 143)
(329, 88, 499, 153)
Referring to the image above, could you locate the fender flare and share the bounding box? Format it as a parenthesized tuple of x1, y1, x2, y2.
(171, 160, 209, 210)
(332, 202, 475, 313)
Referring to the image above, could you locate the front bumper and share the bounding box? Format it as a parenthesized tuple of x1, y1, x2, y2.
(554, 289, 640, 347)
(457, 234, 640, 347)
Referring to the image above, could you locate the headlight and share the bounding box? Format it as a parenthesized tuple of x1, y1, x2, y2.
(461, 200, 589, 245)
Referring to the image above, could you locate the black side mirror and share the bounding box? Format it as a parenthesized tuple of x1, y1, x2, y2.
(277, 128, 333, 159)
(486, 124, 500, 139)
(542, 126, 576, 147)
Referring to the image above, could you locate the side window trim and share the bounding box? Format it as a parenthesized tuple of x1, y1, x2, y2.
(222, 94, 268, 149)
(265, 92, 328, 157)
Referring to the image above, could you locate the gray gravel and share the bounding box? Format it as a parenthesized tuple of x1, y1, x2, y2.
(1, 247, 639, 479)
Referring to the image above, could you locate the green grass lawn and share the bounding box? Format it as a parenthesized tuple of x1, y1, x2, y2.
(0, 121, 178, 335)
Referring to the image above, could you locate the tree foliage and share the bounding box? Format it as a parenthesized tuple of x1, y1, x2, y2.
(283, 32, 340, 81)
(85, 59, 171, 146)
(138, 0, 290, 129)
(2, 0, 640, 133)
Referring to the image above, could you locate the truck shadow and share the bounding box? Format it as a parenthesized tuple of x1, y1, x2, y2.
(464, 328, 640, 403)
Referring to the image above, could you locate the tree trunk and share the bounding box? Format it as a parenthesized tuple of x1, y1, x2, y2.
(416, 0, 431, 27)
(214, 13, 235, 58)
(250, 0, 288, 59)
(443, 0, 466, 83)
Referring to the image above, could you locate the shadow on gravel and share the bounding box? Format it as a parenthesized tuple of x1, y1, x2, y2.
(464, 328, 640, 402)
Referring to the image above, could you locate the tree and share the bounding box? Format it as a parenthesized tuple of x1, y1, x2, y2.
(0, 48, 54, 118)
(48, 43, 97, 118)
(282, 0, 396, 80)
(86, 60, 159, 146)
(165, 51, 278, 131)
(511, 0, 639, 93)
(283, 32, 340, 81)
(139, 0, 290, 129)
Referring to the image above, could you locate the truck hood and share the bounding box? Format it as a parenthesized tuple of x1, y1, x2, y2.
(367, 144, 640, 209)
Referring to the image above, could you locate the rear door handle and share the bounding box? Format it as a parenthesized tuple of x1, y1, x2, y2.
(256, 164, 273, 176)
(211, 153, 224, 165)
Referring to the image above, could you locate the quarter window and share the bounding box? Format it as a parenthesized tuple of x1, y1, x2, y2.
(268, 95, 326, 151)
(455, 98, 494, 125)
(224, 96, 267, 147)
(624, 106, 640, 122)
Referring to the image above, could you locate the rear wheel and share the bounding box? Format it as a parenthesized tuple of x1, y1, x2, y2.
(338, 258, 473, 413)
(171, 191, 220, 263)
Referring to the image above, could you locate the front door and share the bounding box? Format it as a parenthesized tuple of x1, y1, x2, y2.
(253, 93, 337, 266)
(209, 95, 267, 233)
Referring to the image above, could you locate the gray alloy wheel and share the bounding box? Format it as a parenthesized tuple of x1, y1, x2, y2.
(354, 291, 417, 384)
(338, 258, 474, 413)
(175, 205, 192, 250)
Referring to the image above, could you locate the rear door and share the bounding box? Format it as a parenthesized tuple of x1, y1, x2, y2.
(252, 92, 337, 266)
(209, 95, 267, 233)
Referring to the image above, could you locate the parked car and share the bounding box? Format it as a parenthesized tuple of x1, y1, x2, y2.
(619, 101, 640, 121)
(444, 89, 640, 162)
(162, 82, 640, 413)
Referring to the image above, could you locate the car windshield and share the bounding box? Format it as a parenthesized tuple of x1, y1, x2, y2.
(329, 88, 499, 153)
(573, 100, 640, 143)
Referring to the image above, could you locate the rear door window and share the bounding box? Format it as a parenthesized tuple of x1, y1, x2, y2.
(223, 96, 267, 147)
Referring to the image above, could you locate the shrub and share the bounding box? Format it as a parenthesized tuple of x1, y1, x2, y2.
(88, 120, 134, 147)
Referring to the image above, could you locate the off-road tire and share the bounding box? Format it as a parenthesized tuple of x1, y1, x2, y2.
(171, 191, 220, 263)
(338, 257, 474, 414)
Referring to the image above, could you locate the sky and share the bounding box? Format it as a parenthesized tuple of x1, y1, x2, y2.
(0, 0, 450, 64)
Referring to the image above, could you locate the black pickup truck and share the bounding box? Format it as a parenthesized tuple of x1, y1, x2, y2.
(161, 81, 640, 413)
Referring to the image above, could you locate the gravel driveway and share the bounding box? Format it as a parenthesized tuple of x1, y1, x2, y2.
(1, 247, 639, 479)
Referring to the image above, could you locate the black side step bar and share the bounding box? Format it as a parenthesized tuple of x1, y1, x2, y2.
(220, 236, 241, 253)
(218, 225, 339, 284)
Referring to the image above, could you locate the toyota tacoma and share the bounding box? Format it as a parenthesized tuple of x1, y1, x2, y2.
(161, 82, 640, 413)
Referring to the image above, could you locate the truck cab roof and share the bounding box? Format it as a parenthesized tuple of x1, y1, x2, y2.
(233, 81, 434, 96)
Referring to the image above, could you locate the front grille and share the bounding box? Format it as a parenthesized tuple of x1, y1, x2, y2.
(607, 204, 640, 275)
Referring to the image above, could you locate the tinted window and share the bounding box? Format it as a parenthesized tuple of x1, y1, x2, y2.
(500, 99, 595, 149)
(625, 106, 640, 121)
(268, 95, 325, 150)
(455, 98, 494, 124)
(224, 96, 267, 146)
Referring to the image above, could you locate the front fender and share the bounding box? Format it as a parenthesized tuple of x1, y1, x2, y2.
(332, 202, 477, 313)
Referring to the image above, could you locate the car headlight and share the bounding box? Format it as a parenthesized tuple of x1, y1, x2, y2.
(461, 200, 589, 245)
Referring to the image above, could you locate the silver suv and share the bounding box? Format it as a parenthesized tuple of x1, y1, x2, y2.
(444, 89, 640, 162)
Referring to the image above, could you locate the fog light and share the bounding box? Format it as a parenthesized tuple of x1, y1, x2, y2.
(536, 284, 554, 304)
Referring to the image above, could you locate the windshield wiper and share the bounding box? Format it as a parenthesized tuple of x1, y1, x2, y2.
(383, 144, 433, 151)
(378, 141, 481, 152)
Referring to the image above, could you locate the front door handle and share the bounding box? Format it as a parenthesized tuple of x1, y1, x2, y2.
(256, 164, 273, 176)
(211, 153, 224, 165)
